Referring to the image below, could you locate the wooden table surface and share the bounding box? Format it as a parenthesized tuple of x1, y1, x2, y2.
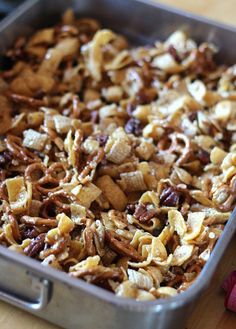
(1, 0, 236, 328)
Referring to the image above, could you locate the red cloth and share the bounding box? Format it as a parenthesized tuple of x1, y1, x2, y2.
(222, 271, 236, 312)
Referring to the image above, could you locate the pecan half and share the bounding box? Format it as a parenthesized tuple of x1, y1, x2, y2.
(160, 186, 183, 207)
(24, 233, 46, 257)
(105, 230, 142, 261)
(133, 203, 157, 223)
(21, 227, 40, 239)
(198, 149, 210, 165)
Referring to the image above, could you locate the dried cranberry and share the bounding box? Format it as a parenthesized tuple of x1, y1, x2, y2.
(96, 134, 108, 147)
(0, 151, 12, 169)
(34, 89, 45, 99)
(188, 112, 197, 122)
(79, 33, 90, 44)
(126, 203, 136, 215)
(198, 149, 210, 165)
(160, 186, 182, 207)
(125, 118, 142, 136)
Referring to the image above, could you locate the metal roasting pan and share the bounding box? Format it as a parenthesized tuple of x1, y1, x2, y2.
(0, 1, 236, 328)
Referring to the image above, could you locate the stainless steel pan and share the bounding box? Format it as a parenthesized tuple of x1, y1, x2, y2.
(0, 1, 236, 328)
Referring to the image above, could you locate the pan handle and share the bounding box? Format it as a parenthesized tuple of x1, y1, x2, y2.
(0, 276, 51, 311)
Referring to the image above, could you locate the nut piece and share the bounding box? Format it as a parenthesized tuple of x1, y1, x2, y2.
(160, 186, 183, 207)
(134, 203, 157, 223)
(24, 233, 46, 257)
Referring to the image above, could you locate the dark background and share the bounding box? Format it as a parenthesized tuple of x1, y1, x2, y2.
(0, 0, 23, 19)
